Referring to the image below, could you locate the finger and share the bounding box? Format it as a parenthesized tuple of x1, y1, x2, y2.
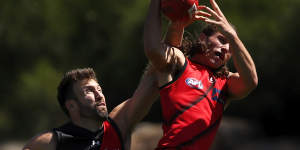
(209, 0, 225, 17)
(203, 6, 221, 21)
(204, 18, 220, 26)
(197, 5, 207, 10)
(194, 16, 208, 21)
(194, 10, 211, 17)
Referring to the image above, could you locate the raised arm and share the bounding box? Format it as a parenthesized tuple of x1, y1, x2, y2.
(143, 0, 212, 73)
(143, 0, 185, 72)
(109, 65, 159, 144)
(202, 0, 258, 100)
(164, 21, 185, 48)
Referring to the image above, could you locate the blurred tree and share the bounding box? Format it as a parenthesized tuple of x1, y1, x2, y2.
(13, 59, 63, 139)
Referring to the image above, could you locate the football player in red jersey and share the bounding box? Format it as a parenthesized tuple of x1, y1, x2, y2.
(144, 0, 258, 149)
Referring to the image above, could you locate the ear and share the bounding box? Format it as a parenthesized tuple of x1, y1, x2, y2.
(198, 33, 208, 52)
(65, 99, 78, 112)
(198, 32, 207, 42)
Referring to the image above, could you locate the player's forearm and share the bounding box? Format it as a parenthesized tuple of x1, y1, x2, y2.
(229, 35, 258, 89)
(164, 22, 184, 47)
(121, 67, 158, 133)
(128, 89, 158, 128)
(143, 0, 162, 57)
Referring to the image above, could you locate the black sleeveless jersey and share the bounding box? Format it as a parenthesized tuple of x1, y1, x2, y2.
(53, 121, 104, 150)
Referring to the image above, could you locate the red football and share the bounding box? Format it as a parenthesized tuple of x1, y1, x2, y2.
(161, 0, 199, 22)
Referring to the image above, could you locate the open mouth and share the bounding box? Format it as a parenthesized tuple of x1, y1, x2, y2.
(215, 51, 224, 60)
(96, 102, 105, 106)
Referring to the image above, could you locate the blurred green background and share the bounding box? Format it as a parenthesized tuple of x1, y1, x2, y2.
(0, 0, 299, 147)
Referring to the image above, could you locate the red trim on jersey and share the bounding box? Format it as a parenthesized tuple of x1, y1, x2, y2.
(100, 118, 124, 150)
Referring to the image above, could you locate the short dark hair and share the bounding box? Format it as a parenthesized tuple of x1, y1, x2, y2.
(57, 68, 98, 116)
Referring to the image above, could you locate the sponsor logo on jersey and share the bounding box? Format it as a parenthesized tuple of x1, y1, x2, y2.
(185, 78, 203, 90)
(209, 76, 215, 83)
(92, 140, 101, 146)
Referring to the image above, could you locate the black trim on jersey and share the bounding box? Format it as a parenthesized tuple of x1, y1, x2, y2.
(107, 117, 125, 150)
(160, 117, 221, 150)
(164, 81, 215, 126)
(176, 118, 221, 149)
(159, 58, 188, 89)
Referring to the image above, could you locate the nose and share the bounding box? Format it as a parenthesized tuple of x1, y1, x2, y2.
(221, 46, 229, 54)
(94, 91, 104, 101)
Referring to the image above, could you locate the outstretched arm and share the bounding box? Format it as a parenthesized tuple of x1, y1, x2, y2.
(201, 0, 258, 101)
(143, 0, 185, 72)
(143, 0, 211, 72)
(109, 65, 159, 143)
(164, 21, 185, 48)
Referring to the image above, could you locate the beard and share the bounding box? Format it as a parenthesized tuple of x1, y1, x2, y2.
(76, 101, 108, 122)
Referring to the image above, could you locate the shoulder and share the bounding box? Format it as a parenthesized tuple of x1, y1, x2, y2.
(23, 131, 56, 150)
(225, 72, 252, 102)
(166, 44, 186, 68)
(228, 72, 239, 78)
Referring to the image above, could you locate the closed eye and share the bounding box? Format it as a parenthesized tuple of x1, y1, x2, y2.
(96, 86, 102, 93)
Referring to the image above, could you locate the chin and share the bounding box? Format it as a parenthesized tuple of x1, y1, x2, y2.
(208, 61, 222, 69)
(97, 110, 108, 118)
(213, 60, 225, 68)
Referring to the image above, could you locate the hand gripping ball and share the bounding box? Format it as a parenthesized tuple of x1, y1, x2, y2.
(161, 0, 199, 22)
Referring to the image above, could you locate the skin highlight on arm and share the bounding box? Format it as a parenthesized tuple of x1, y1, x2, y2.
(22, 132, 56, 150)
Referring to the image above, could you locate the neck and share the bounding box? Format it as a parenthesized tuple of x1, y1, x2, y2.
(189, 56, 214, 71)
(190, 55, 205, 65)
(190, 55, 227, 77)
(71, 116, 104, 132)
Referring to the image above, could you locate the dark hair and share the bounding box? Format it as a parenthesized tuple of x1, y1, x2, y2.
(181, 25, 229, 77)
(57, 68, 98, 116)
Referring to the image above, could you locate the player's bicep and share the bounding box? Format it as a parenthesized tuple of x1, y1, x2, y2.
(125, 67, 159, 125)
(145, 44, 185, 72)
(109, 66, 159, 137)
(226, 72, 253, 101)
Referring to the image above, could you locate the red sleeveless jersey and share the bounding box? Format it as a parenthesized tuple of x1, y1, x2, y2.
(100, 118, 124, 150)
(156, 58, 228, 150)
